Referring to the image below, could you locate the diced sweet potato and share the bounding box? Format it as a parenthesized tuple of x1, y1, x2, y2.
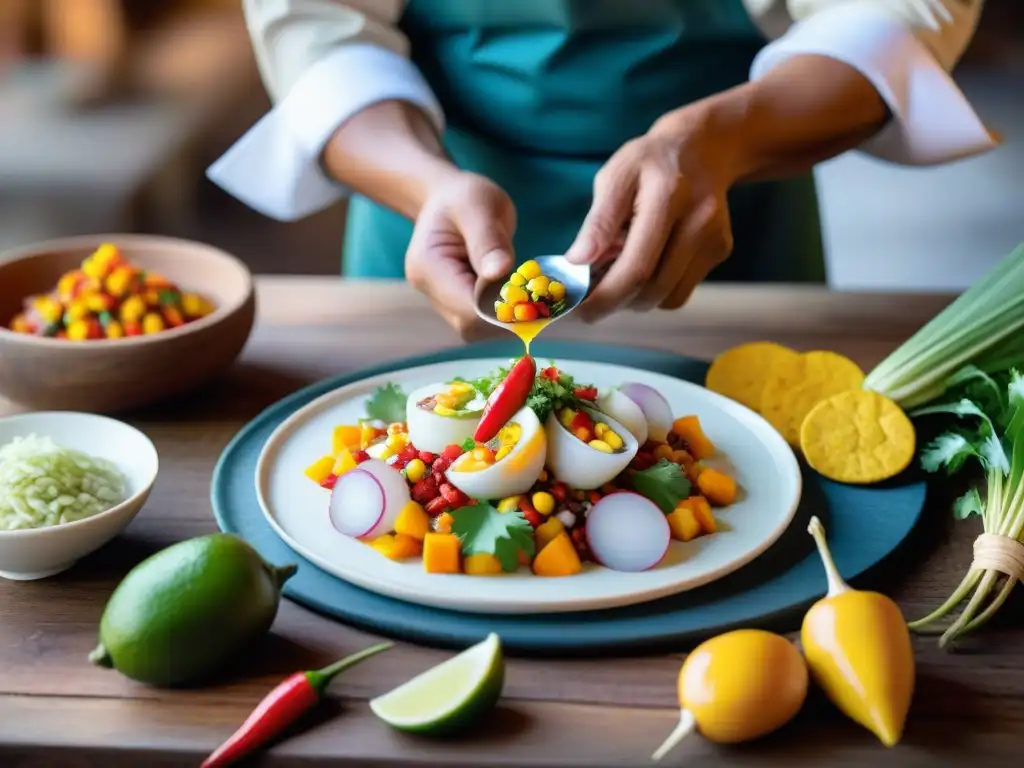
(395, 501, 430, 540)
(532, 532, 582, 577)
(676, 496, 717, 535)
(463, 553, 503, 575)
(368, 533, 422, 560)
(667, 506, 702, 542)
(303, 455, 335, 484)
(423, 533, 461, 573)
(696, 468, 737, 506)
(534, 517, 565, 552)
(672, 416, 715, 460)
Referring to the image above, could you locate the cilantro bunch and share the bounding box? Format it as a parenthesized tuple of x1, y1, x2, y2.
(909, 366, 1024, 647)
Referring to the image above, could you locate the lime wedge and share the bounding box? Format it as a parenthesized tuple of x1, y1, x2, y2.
(369, 633, 504, 735)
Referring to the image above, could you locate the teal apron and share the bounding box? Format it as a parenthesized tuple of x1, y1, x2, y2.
(342, 0, 825, 283)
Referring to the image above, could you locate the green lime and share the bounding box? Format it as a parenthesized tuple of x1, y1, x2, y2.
(89, 534, 296, 687)
(369, 633, 504, 735)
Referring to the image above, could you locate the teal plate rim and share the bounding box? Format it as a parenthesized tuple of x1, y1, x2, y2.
(211, 339, 930, 656)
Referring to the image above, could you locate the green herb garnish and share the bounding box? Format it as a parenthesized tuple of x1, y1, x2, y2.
(449, 501, 536, 572)
(908, 366, 1024, 647)
(460, 436, 476, 452)
(631, 459, 692, 514)
(863, 243, 1024, 409)
(365, 382, 407, 424)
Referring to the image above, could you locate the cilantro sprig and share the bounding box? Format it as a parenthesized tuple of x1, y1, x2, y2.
(909, 365, 1024, 646)
(631, 459, 691, 514)
(449, 501, 536, 572)
(458, 358, 588, 424)
(364, 382, 407, 424)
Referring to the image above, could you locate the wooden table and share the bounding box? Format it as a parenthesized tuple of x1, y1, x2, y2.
(2, 278, 1022, 767)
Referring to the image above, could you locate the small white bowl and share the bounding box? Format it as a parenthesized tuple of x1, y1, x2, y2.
(0, 411, 159, 580)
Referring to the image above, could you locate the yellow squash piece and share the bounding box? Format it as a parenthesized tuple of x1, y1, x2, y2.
(705, 341, 800, 413)
(651, 629, 808, 760)
(534, 517, 565, 552)
(369, 534, 423, 561)
(304, 455, 336, 485)
(695, 468, 737, 506)
(800, 389, 916, 484)
(671, 416, 715, 460)
(760, 350, 866, 446)
(531, 532, 582, 577)
(803, 516, 915, 747)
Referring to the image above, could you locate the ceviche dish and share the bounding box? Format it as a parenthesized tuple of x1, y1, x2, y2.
(304, 356, 740, 577)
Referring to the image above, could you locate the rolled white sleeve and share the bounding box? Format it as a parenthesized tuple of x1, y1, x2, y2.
(206, 0, 444, 222)
(747, 0, 996, 165)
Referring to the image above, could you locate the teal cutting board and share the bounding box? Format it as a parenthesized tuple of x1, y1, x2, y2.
(212, 340, 929, 655)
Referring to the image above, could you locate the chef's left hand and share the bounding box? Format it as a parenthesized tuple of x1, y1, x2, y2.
(566, 105, 739, 322)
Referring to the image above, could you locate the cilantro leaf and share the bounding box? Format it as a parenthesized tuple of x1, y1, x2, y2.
(526, 367, 580, 423)
(631, 459, 692, 514)
(364, 382, 407, 424)
(953, 488, 984, 520)
(450, 501, 535, 572)
(920, 432, 977, 474)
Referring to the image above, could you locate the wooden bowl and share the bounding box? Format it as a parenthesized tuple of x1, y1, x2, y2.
(0, 235, 255, 413)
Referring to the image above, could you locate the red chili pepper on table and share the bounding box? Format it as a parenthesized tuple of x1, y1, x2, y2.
(200, 641, 393, 768)
(474, 355, 537, 443)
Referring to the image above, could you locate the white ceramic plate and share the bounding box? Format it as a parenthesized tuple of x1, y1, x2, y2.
(256, 359, 801, 614)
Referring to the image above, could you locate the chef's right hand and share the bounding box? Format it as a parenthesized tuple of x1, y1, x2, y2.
(405, 172, 517, 340)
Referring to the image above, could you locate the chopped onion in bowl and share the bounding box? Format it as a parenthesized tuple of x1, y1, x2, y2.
(0, 434, 127, 531)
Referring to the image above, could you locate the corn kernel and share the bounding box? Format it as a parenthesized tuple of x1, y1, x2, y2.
(559, 408, 575, 428)
(434, 405, 457, 417)
(498, 423, 522, 444)
(120, 295, 147, 324)
(33, 297, 63, 324)
(594, 422, 610, 438)
(142, 312, 165, 335)
(471, 447, 495, 464)
(85, 293, 113, 313)
(588, 439, 613, 453)
(548, 281, 566, 300)
(104, 320, 125, 339)
(181, 292, 213, 318)
(532, 491, 555, 516)
(57, 271, 83, 300)
(500, 283, 530, 305)
(385, 433, 408, 452)
(497, 496, 521, 513)
(495, 445, 513, 461)
(495, 302, 515, 323)
(517, 259, 542, 280)
(449, 381, 474, 396)
(526, 276, 550, 297)
(105, 267, 135, 298)
(66, 320, 91, 341)
(604, 431, 624, 450)
(509, 272, 527, 286)
(405, 458, 427, 483)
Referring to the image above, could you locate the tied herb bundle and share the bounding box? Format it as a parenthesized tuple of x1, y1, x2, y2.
(864, 243, 1024, 409)
(909, 366, 1024, 647)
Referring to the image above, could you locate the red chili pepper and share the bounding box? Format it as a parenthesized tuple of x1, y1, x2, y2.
(474, 355, 536, 443)
(201, 642, 392, 768)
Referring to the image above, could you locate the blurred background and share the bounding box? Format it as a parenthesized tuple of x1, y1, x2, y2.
(0, 0, 1021, 291)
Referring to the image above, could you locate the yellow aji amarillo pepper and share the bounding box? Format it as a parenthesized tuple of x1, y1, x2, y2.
(803, 516, 915, 747)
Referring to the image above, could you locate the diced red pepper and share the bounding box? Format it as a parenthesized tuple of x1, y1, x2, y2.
(439, 483, 469, 508)
(540, 366, 560, 382)
(424, 497, 449, 517)
(551, 482, 569, 502)
(352, 450, 370, 464)
(442, 444, 465, 461)
(320, 474, 338, 490)
(534, 301, 551, 318)
(418, 451, 436, 464)
(398, 445, 418, 463)
(474, 355, 537, 443)
(573, 386, 598, 401)
(431, 457, 451, 474)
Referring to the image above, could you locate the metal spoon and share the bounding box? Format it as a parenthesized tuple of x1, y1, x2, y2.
(474, 254, 591, 332)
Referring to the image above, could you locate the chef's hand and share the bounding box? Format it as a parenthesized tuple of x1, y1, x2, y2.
(566, 106, 738, 322)
(405, 172, 517, 340)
